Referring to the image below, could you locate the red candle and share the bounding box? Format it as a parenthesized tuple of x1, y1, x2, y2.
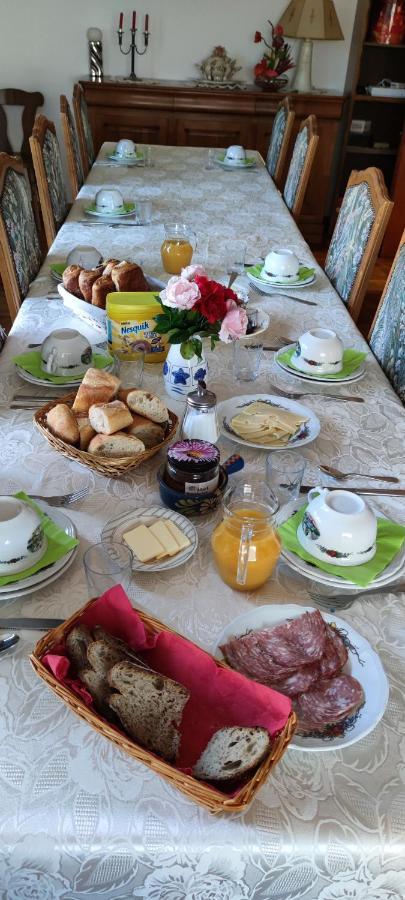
(145, 13, 149, 31)
(132, 10, 136, 30)
(119, 11, 123, 30)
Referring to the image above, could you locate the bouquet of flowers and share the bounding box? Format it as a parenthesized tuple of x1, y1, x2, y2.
(253, 20, 295, 82)
(155, 265, 248, 360)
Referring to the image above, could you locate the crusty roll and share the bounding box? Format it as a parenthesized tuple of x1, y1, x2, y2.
(62, 265, 83, 298)
(76, 415, 96, 450)
(78, 268, 104, 302)
(91, 274, 114, 309)
(102, 258, 121, 276)
(125, 389, 168, 424)
(126, 413, 165, 449)
(46, 403, 80, 445)
(89, 400, 133, 435)
(111, 261, 149, 293)
(87, 432, 145, 458)
(72, 368, 121, 415)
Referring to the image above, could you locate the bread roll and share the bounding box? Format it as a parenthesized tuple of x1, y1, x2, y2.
(72, 368, 121, 415)
(78, 268, 104, 302)
(111, 261, 149, 293)
(87, 432, 145, 458)
(102, 258, 120, 276)
(46, 403, 79, 445)
(76, 415, 96, 450)
(125, 389, 168, 424)
(126, 413, 165, 449)
(91, 274, 114, 309)
(62, 265, 83, 298)
(89, 400, 133, 435)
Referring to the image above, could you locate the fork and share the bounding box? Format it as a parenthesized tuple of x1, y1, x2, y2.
(268, 381, 364, 403)
(310, 582, 405, 606)
(28, 487, 89, 507)
(251, 286, 318, 307)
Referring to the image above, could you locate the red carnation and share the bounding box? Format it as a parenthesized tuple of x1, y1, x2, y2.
(254, 30, 262, 43)
(193, 276, 237, 324)
(274, 24, 284, 36)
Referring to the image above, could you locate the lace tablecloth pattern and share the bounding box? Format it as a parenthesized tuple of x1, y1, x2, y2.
(0, 145, 404, 899)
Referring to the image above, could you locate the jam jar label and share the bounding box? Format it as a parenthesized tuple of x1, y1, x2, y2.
(184, 474, 219, 495)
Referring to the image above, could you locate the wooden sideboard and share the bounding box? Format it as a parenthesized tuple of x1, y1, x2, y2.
(81, 78, 348, 245)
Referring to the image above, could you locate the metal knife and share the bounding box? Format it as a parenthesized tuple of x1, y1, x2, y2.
(0, 617, 64, 630)
(300, 485, 405, 497)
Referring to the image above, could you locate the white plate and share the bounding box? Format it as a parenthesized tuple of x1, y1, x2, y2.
(0, 502, 78, 596)
(243, 311, 270, 340)
(247, 270, 316, 292)
(280, 539, 405, 591)
(218, 394, 320, 451)
(84, 203, 136, 218)
(217, 156, 257, 169)
(215, 604, 389, 752)
(108, 153, 144, 164)
(15, 351, 113, 388)
(101, 505, 198, 573)
(275, 345, 366, 385)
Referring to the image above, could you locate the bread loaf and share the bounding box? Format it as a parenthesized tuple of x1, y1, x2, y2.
(102, 258, 120, 276)
(91, 274, 114, 309)
(87, 432, 145, 458)
(79, 268, 104, 302)
(76, 415, 96, 450)
(126, 413, 165, 449)
(46, 403, 79, 445)
(62, 265, 83, 298)
(192, 726, 270, 782)
(89, 400, 133, 435)
(111, 261, 149, 293)
(72, 368, 120, 414)
(125, 389, 168, 424)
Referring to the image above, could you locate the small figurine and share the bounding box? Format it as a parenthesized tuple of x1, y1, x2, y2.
(197, 46, 241, 83)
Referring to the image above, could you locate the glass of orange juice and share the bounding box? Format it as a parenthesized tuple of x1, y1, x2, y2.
(211, 480, 280, 591)
(161, 222, 197, 275)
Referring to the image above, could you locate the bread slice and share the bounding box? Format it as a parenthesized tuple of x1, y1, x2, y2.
(88, 400, 133, 435)
(87, 431, 145, 458)
(125, 389, 168, 424)
(46, 403, 80, 445)
(72, 368, 121, 415)
(80, 668, 118, 722)
(76, 415, 95, 450)
(93, 626, 151, 670)
(108, 661, 190, 761)
(65, 624, 93, 671)
(126, 414, 165, 449)
(193, 726, 270, 782)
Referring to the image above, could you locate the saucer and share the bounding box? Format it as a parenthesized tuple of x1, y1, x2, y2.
(102, 505, 198, 572)
(84, 202, 136, 218)
(108, 152, 144, 165)
(275, 344, 366, 384)
(246, 265, 316, 291)
(15, 350, 114, 387)
(217, 154, 256, 168)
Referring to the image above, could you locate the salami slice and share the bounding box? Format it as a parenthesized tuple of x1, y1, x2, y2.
(221, 634, 293, 680)
(319, 625, 348, 679)
(294, 674, 364, 731)
(268, 664, 320, 697)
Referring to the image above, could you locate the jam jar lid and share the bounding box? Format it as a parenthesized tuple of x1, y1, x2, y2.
(167, 439, 220, 473)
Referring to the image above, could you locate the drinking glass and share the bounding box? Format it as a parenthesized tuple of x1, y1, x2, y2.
(233, 340, 262, 381)
(110, 349, 144, 387)
(83, 541, 133, 596)
(143, 145, 153, 166)
(206, 148, 217, 170)
(135, 200, 152, 225)
(225, 240, 246, 277)
(266, 451, 307, 509)
(161, 222, 197, 275)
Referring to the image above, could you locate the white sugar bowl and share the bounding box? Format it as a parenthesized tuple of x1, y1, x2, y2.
(225, 145, 246, 165)
(292, 328, 344, 375)
(95, 188, 124, 212)
(0, 497, 47, 575)
(115, 138, 137, 158)
(297, 487, 377, 567)
(262, 249, 300, 281)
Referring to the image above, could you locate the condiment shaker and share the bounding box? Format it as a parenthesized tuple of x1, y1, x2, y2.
(181, 381, 219, 443)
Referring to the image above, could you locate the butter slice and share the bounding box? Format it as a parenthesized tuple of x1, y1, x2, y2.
(165, 520, 191, 551)
(149, 520, 180, 557)
(123, 524, 165, 562)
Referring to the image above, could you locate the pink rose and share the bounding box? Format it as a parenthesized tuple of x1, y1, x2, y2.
(160, 276, 201, 310)
(219, 305, 248, 342)
(181, 264, 207, 281)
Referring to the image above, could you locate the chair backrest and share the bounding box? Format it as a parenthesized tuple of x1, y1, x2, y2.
(325, 167, 393, 322)
(266, 97, 295, 189)
(0, 152, 43, 320)
(0, 88, 44, 161)
(73, 83, 94, 176)
(60, 94, 84, 197)
(283, 114, 319, 218)
(368, 227, 405, 403)
(29, 114, 68, 248)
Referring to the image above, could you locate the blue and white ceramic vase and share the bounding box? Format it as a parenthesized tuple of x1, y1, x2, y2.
(163, 338, 208, 400)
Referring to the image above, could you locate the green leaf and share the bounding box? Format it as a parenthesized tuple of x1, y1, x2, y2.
(180, 339, 196, 360)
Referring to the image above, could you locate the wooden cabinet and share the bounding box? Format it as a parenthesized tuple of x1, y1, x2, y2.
(81, 78, 348, 245)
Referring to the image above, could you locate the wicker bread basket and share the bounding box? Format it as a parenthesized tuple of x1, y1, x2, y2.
(34, 391, 179, 477)
(30, 599, 296, 814)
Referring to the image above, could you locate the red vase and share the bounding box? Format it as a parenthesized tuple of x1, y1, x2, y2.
(371, 0, 405, 45)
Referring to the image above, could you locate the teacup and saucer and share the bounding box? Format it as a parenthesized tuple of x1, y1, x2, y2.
(41, 329, 92, 378)
(292, 328, 344, 375)
(297, 487, 377, 567)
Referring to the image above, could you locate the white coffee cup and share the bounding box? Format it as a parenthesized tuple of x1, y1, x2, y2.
(41, 329, 92, 377)
(67, 245, 102, 269)
(292, 328, 344, 375)
(225, 145, 246, 165)
(297, 486, 377, 567)
(115, 138, 137, 158)
(0, 496, 47, 575)
(262, 249, 300, 281)
(95, 188, 124, 213)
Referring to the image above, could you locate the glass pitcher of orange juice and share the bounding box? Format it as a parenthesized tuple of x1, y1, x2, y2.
(211, 480, 280, 591)
(161, 222, 197, 275)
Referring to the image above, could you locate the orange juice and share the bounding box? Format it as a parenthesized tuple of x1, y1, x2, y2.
(161, 238, 193, 275)
(211, 506, 281, 592)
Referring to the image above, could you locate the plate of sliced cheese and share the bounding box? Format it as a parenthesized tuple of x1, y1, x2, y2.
(218, 394, 320, 450)
(101, 505, 198, 572)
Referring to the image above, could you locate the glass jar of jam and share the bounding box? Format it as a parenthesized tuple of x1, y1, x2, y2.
(164, 439, 220, 495)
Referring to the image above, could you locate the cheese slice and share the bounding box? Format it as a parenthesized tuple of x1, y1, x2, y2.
(165, 520, 191, 551)
(123, 523, 165, 562)
(149, 520, 180, 556)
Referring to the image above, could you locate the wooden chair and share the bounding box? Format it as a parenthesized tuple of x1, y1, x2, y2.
(73, 83, 95, 177)
(266, 97, 295, 189)
(29, 115, 69, 248)
(368, 228, 405, 403)
(325, 168, 393, 322)
(283, 115, 319, 219)
(0, 88, 44, 161)
(60, 94, 84, 197)
(0, 153, 43, 320)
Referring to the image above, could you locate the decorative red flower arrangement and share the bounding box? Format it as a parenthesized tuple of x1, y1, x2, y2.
(254, 20, 295, 83)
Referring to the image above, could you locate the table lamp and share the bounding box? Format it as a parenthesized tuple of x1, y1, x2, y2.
(278, 0, 344, 93)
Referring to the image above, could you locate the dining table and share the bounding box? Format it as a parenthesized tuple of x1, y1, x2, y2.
(0, 142, 405, 899)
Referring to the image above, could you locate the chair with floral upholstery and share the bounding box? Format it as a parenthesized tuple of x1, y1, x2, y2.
(0, 152, 43, 321)
(73, 83, 95, 177)
(325, 168, 393, 322)
(60, 95, 84, 198)
(266, 97, 295, 189)
(283, 115, 319, 219)
(368, 228, 405, 404)
(29, 115, 69, 249)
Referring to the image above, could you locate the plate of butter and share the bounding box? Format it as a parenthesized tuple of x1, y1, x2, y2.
(101, 505, 198, 572)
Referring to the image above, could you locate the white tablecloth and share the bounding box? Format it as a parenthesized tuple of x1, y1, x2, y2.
(0, 145, 404, 899)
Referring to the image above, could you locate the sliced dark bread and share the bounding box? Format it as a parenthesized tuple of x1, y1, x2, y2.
(107, 661, 190, 762)
(65, 624, 93, 671)
(92, 626, 151, 670)
(87, 640, 129, 676)
(80, 668, 118, 723)
(193, 726, 270, 782)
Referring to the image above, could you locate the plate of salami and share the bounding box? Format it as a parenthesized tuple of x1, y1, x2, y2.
(216, 605, 389, 752)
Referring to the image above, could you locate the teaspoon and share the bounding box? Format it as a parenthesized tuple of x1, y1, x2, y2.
(320, 464, 399, 484)
(0, 633, 20, 653)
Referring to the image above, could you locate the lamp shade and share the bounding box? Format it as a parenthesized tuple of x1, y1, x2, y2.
(278, 0, 344, 40)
